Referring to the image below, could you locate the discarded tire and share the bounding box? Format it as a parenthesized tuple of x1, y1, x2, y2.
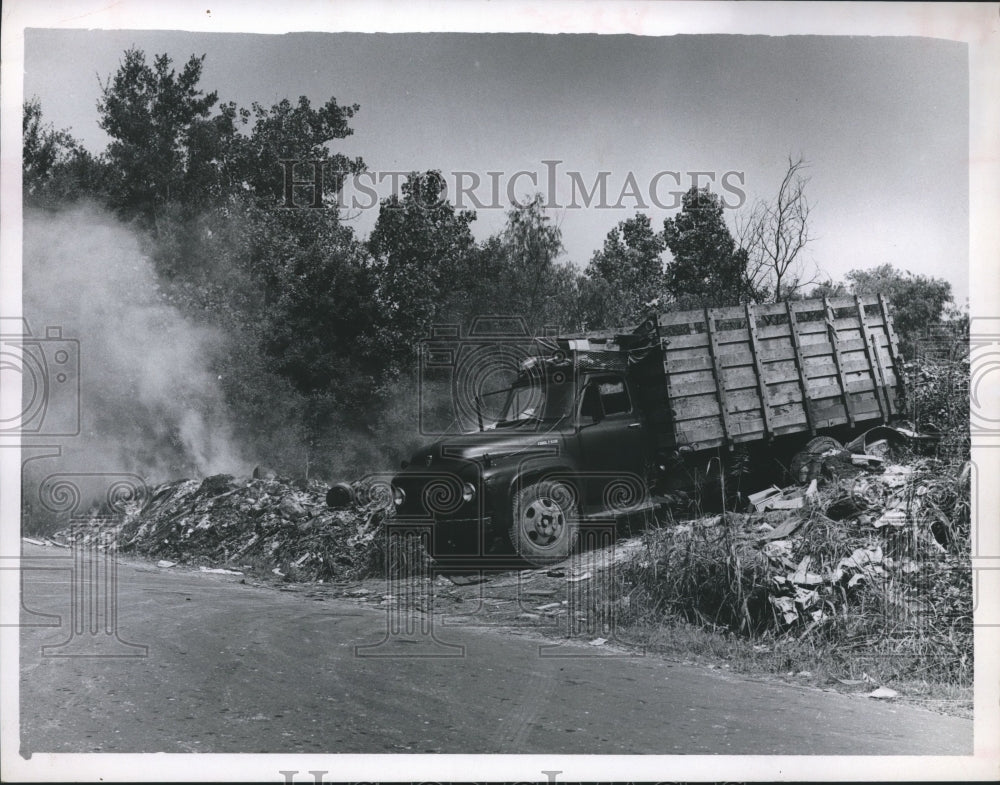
(326, 482, 355, 509)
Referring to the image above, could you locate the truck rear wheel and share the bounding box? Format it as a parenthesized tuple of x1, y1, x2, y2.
(509, 480, 579, 565)
(791, 436, 844, 483)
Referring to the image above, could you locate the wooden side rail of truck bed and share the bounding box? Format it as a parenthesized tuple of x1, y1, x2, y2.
(629, 295, 905, 453)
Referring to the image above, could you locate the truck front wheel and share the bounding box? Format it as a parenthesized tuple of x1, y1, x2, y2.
(509, 480, 579, 565)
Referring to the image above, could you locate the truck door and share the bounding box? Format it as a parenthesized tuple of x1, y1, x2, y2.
(576, 374, 647, 514)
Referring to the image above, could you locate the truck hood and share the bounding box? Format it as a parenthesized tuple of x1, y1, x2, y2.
(406, 426, 566, 468)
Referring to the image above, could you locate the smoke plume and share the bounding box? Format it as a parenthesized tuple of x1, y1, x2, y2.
(22, 204, 248, 499)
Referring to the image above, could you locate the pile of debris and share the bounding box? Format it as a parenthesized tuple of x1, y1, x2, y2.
(623, 431, 972, 676)
(70, 474, 394, 581)
(759, 458, 969, 630)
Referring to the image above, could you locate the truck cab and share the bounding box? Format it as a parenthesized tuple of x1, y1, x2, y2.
(390, 346, 652, 564)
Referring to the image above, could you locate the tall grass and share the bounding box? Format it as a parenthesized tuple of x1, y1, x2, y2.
(616, 350, 972, 688)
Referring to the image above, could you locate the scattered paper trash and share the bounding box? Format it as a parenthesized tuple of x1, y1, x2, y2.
(851, 453, 885, 467)
(768, 495, 805, 510)
(790, 556, 824, 586)
(804, 478, 819, 500)
(769, 595, 799, 625)
(749, 485, 783, 512)
(874, 507, 908, 528)
(866, 686, 899, 699)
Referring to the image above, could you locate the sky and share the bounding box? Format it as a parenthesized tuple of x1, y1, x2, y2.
(23, 29, 969, 300)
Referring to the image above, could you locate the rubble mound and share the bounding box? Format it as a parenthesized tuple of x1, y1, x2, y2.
(110, 475, 391, 581)
(622, 453, 972, 681)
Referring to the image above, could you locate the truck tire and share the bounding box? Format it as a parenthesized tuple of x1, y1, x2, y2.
(509, 480, 579, 565)
(791, 436, 844, 483)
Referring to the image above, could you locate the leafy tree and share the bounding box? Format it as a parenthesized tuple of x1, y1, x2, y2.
(23, 98, 78, 188)
(369, 171, 479, 370)
(498, 194, 565, 332)
(97, 48, 226, 222)
(240, 95, 364, 207)
(842, 264, 954, 357)
(234, 206, 388, 473)
(805, 278, 847, 300)
(97, 47, 367, 213)
(542, 261, 588, 332)
(253, 215, 380, 396)
(23, 98, 107, 205)
(586, 213, 665, 326)
(662, 186, 755, 307)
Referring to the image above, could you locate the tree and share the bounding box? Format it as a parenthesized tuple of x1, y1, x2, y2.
(662, 186, 754, 307)
(23, 98, 78, 188)
(239, 95, 364, 207)
(23, 98, 107, 205)
(737, 155, 815, 301)
(842, 264, 954, 357)
(585, 213, 665, 326)
(806, 278, 848, 300)
(368, 171, 479, 369)
(27, 47, 400, 477)
(498, 194, 566, 333)
(251, 213, 381, 399)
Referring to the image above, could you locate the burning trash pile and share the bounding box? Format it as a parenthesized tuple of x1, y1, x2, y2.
(79, 474, 396, 581)
(622, 436, 971, 679)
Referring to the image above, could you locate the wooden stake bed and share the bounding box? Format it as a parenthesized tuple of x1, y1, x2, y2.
(641, 296, 904, 452)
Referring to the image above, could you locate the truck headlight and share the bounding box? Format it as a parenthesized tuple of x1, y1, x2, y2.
(462, 482, 476, 503)
(392, 486, 406, 506)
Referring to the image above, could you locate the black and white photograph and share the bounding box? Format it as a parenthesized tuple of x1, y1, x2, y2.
(2, 1, 998, 781)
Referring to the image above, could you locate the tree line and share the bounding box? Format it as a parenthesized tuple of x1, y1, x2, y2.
(23, 48, 962, 477)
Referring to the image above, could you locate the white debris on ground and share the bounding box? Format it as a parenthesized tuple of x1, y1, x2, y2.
(621, 440, 971, 654)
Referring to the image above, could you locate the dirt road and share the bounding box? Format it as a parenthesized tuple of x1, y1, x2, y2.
(18, 542, 971, 755)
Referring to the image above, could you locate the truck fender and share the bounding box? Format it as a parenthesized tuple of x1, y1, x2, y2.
(504, 460, 581, 518)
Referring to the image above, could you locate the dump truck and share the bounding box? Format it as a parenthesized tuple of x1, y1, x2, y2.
(372, 295, 906, 565)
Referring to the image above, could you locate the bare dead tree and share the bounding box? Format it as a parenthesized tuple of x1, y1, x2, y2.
(737, 156, 818, 302)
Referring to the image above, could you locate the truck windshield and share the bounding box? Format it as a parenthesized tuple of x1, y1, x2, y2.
(496, 373, 574, 426)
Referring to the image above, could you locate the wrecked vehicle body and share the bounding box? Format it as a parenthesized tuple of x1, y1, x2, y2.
(339, 296, 908, 565)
